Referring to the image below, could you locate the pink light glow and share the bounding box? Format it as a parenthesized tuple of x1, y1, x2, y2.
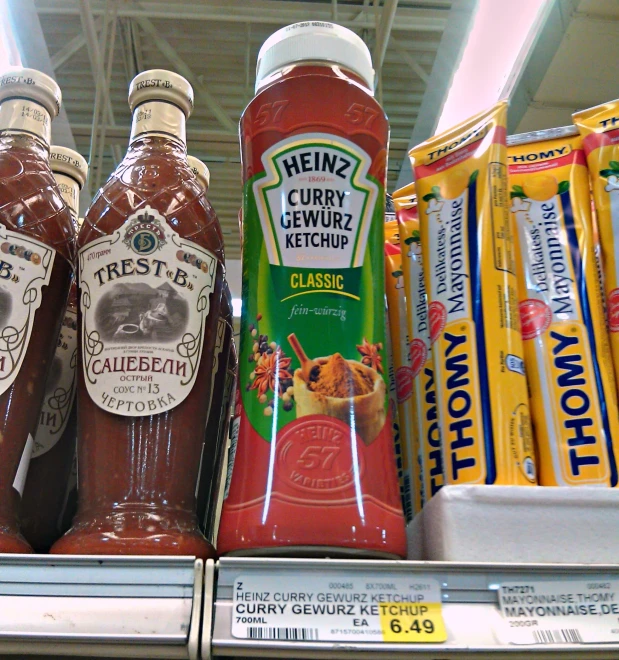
(436, 0, 550, 135)
(0, 1, 21, 70)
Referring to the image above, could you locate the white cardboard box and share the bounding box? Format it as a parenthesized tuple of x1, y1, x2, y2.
(416, 485, 619, 563)
(406, 510, 424, 560)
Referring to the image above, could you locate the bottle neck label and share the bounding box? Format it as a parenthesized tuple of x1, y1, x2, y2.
(0, 98, 51, 144)
(78, 205, 218, 417)
(130, 101, 186, 144)
(53, 172, 79, 224)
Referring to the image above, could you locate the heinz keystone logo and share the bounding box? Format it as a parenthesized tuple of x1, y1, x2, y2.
(253, 134, 379, 269)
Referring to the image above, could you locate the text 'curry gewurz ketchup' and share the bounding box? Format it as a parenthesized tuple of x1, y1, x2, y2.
(21, 145, 87, 551)
(51, 70, 225, 559)
(0, 69, 75, 552)
(218, 22, 407, 557)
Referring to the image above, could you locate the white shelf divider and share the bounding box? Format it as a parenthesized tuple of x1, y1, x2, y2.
(0, 554, 203, 659)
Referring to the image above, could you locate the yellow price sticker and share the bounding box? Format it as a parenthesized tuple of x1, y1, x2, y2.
(379, 602, 447, 643)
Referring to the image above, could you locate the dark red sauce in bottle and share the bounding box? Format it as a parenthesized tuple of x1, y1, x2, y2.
(51, 70, 225, 559)
(0, 69, 75, 552)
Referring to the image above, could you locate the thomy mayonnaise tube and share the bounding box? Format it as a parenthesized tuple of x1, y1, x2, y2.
(409, 101, 536, 486)
(394, 184, 444, 500)
(508, 126, 619, 486)
(385, 304, 405, 510)
(385, 220, 420, 518)
(574, 101, 619, 391)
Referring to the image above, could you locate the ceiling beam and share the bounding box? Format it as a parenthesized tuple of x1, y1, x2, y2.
(79, 0, 121, 192)
(391, 35, 429, 83)
(50, 15, 102, 69)
(133, 14, 237, 132)
(508, 0, 579, 133)
(374, 0, 398, 74)
(35, 0, 448, 32)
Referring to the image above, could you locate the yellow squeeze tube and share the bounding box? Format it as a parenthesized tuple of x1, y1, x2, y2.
(385, 303, 406, 511)
(393, 185, 444, 501)
(574, 101, 619, 396)
(409, 101, 537, 486)
(508, 126, 619, 486)
(384, 220, 421, 519)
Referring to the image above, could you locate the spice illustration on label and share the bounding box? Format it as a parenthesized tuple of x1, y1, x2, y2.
(0, 227, 55, 396)
(79, 206, 217, 416)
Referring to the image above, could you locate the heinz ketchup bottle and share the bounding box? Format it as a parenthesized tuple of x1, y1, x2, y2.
(218, 24, 407, 557)
(0, 69, 75, 553)
(21, 146, 86, 552)
(51, 71, 225, 559)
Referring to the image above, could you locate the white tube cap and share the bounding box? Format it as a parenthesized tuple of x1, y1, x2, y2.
(50, 146, 88, 189)
(255, 22, 374, 93)
(187, 155, 210, 191)
(0, 68, 62, 118)
(128, 70, 194, 118)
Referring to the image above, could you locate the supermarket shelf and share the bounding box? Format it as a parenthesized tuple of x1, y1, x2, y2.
(210, 557, 619, 659)
(0, 554, 203, 659)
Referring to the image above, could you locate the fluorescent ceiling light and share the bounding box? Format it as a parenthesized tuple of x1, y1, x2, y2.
(435, 0, 552, 135)
(0, 0, 20, 69)
(232, 297, 242, 318)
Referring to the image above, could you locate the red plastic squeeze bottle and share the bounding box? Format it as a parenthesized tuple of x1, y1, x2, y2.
(51, 70, 225, 559)
(0, 68, 75, 552)
(218, 23, 407, 557)
(21, 146, 87, 552)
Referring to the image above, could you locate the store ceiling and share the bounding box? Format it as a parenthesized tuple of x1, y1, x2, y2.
(34, 0, 452, 260)
(516, 0, 619, 134)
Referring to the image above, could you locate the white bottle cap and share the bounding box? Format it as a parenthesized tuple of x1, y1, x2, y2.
(187, 155, 210, 191)
(128, 70, 194, 118)
(0, 68, 62, 118)
(50, 146, 88, 189)
(255, 22, 374, 93)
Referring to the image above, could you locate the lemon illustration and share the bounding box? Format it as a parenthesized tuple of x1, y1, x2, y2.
(440, 168, 469, 199)
(523, 175, 558, 202)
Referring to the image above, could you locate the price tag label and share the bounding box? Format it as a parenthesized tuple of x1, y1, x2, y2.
(379, 600, 446, 642)
(498, 580, 619, 645)
(232, 572, 446, 644)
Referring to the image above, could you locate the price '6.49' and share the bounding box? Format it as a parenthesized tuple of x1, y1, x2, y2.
(390, 616, 435, 634)
(379, 602, 447, 643)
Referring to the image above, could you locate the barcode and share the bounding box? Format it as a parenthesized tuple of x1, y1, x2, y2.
(533, 628, 584, 644)
(247, 626, 319, 640)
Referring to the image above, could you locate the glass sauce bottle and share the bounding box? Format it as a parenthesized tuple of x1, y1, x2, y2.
(219, 23, 407, 557)
(186, 156, 234, 537)
(196, 283, 233, 535)
(51, 70, 225, 558)
(206, 334, 237, 546)
(21, 146, 86, 551)
(0, 69, 75, 552)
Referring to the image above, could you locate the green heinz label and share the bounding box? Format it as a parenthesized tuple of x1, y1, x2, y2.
(240, 133, 388, 443)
